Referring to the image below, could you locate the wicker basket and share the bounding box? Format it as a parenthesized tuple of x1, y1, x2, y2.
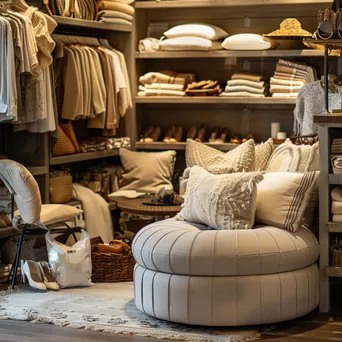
(49, 175, 73, 203)
(53, 126, 76, 156)
(91, 239, 135, 282)
(331, 155, 342, 174)
(331, 246, 342, 266)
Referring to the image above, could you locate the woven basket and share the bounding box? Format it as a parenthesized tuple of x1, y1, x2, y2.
(91, 240, 135, 282)
(331, 245, 342, 266)
(59, 122, 81, 153)
(53, 126, 76, 156)
(50, 175, 73, 203)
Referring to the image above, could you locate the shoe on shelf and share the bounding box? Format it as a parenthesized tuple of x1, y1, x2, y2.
(208, 127, 219, 143)
(39, 261, 59, 291)
(21, 260, 47, 291)
(187, 126, 197, 140)
(145, 127, 161, 142)
(242, 132, 254, 143)
(139, 126, 154, 142)
(215, 128, 229, 144)
(230, 133, 242, 144)
(195, 125, 206, 142)
(164, 126, 176, 143)
(170, 126, 183, 143)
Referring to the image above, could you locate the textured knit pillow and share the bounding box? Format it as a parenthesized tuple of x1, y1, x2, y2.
(176, 166, 263, 230)
(119, 149, 176, 193)
(266, 139, 319, 172)
(186, 139, 255, 173)
(256, 171, 319, 232)
(255, 138, 274, 170)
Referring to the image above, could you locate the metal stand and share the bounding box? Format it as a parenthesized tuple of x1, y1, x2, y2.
(324, 44, 329, 113)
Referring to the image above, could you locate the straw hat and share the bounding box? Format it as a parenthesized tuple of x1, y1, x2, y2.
(264, 18, 313, 38)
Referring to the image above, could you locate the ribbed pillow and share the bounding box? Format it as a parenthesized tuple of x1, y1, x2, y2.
(255, 138, 274, 170)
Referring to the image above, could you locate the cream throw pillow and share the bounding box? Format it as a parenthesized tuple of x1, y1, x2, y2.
(119, 149, 176, 193)
(256, 171, 319, 232)
(186, 139, 255, 173)
(255, 138, 274, 170)
(221, 33, 277, 50)
(176, 166, 263, 230)
(159, 37, 222, 51)
(164, 24, 228, 41)
(266, 139, 319, 172)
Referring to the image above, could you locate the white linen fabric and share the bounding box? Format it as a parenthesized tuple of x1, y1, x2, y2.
(256, 171, 319, 232)
(159, 37, 222, 51)
(221, 33, 276, 50)
(176, 166, 263, 230)
(163, 23, 228, 41)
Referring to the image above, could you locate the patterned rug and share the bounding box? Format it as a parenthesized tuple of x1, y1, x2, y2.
(0, 282, 259, 342)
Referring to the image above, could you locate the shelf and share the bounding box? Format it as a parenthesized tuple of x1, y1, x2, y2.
(53, 16, 132, 32)
(50, 150, 120, 166)
(305, 38, 342, 49)
(327, 222, 342, 233)
(326, 266, 342, 277)
(135, 0, 331, 9)
(329, 174, 342, 185)
(136, 141, 239, 151)
(27, 166, 49, 176)
(135, 50, 328, 59)
(314, 114, 342, 126)
(135, 96, 296, 105)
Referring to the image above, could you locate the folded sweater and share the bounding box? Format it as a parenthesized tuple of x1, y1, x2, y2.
(231, 73, 262, 82)
(220, 91, 265, 98)
(270, 77, 305, 87)
(99, 18, 131, 25)
(225, 85, 266, 94)
(139, 38, 160, 53)
(227, 79, 265, 89)
(333, 214, 342, 222)
(143, 83, 184, 91)
(272, 93, 298, 98)
(96, 1, 135, 15)
(332, 201, 342, 214)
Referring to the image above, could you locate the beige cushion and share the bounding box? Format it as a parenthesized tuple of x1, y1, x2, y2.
(0, 160, 41, 225)
(221, 33, 277, 50)
(133, 219, 319, 276)
(119, 149, 176, 193)
(186, 139, 255, 174)
(39, 204, 83, 226)
(255, 138, 274, 170)
(176, 166, 263, 230)
(164, 24, 228, 41)
(256, 172, 319, 232)
(159, 37, 222, 51)
(266, 139, 319, 172)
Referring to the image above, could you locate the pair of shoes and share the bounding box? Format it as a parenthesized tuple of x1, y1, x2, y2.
(21, 260, 59, 291)
(187, 125, 206, 142)
(140, 127, 161, 142)
(209, 127, 229, 143)
(164, 126, 183, 143)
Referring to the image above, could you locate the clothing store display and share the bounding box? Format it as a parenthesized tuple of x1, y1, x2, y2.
(332, 138, 342, 154)
(294, 81, 341, 136)
(221, 33, 277, 50)
(264, 18, 313, 38)
(159, 37, 222, 51)
(176, 166, 263, 230)
(139, 38, 160, 52)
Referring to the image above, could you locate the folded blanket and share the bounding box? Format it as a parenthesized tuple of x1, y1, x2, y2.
(227, 79, 265, 89)
(96, 1, 135, 15)
(270, 84, 302, 93)
(97, 10, 133, 21)
(139, 71, 194, 86)
(333, 214, 342, 222)
(274, 72, 306, 82)
(272, 93, 298, 98)
(139, 38, 160, 53)
(138, 89, 185, 96)
(332, 155, 342, 169)
(225, 85, 266, 94)
(270, 77, 305, 87)
(159, 37, 222, 51)
(332, 187, 342, 202)
(275, 64, 308, 78)
(99, 18, 131, 25)
(332, 201, 342, 214)
(143, 83, 184, 91)
(231, 73, 262, 82)
(331, 139, 342, 155)
(220, 91, 265, 98)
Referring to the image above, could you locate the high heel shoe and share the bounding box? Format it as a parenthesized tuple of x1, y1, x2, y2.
(145, 127, 161, 142)
(21, 260, 47, 291)
(215, 128, 228, 143)
(139, 127, 154, 142)
(39, 261, 59, 291)
(187, 126, 197, 140)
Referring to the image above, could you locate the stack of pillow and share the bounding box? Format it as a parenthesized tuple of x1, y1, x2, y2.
(138, 70, 195, 97)
(270, 59, 316, 98)
(220, 73, 267, 98)
(159, 24, 228, 51)
(178, 137, 319, 232)
(96, 0, 135, 25)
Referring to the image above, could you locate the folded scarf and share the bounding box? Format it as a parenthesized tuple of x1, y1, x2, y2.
(270, 77, 305, 87)
(97, 10, 133, 21)
(220, 91, 265, 98)
(139, 38, 160, 53)
(140, 83, 184, 91)
(99, 18, 131, 25)
(272, 93, 298, 97)
(96, 1, 135, 15)
(332, 187, 342, 202)
(138, 89, 185, 96)
(231, 73, 262, 82)
(270, 84, 302, 93)
(227, 79, 265, 89)
(139, 71, 194, 86)
(333, 214, 342, 222)
(332, 201, 342, 214)
(225, 85, 266, 94)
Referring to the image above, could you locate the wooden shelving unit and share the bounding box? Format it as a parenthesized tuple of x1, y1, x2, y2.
(26, 166, 49, 176)
(136, 142, 239, 151)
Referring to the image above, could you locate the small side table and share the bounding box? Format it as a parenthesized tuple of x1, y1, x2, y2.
(117, 198, 182, 221)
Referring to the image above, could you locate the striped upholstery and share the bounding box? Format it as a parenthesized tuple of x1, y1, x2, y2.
(132, 219, 319, 276)
(134, 263, 319, 326)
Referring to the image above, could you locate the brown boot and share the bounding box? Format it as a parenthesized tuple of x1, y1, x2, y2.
(164, 126, 176, 143)
(145, 127, 161, 142)
(195, 125, 206, 142)
(170, 126, 183, 142)
(187, 126, 197, 140)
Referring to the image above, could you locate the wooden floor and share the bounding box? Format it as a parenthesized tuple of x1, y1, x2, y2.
(1, 311, 342, 342)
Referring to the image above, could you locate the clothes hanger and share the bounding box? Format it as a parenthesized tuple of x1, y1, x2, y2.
(10, 0, 29, 12)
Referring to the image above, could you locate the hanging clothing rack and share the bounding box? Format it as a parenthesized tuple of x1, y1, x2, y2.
(52, 33, 102, 46)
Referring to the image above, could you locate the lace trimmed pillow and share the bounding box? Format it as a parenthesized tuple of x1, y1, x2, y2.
(176, 166, 263, 230)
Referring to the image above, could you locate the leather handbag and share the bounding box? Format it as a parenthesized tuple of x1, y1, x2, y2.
(44, 0, 98, 21)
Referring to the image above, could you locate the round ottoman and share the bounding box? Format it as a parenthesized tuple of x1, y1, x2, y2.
(132, 219, 320, 326)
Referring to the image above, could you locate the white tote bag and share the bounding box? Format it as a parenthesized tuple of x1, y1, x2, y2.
(46, 230, 93, 288)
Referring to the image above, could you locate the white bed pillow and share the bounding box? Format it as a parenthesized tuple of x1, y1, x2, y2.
(160, 37, 222, 51)
(164, 24, 228, 41)
(221, 33, 277, 50)
(256, 171, 319, 232)
(177, 166, 263, 230)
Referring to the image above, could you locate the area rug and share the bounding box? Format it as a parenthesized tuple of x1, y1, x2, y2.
(0, 282, 259, 342)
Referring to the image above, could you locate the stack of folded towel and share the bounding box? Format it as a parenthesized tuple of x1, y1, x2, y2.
(96, 0, 134, 25)
(220, 73, 267, 98)
(138, 70, 195, 97)
(331, 187, 342, 222)
(270, 59, 316, 98)
(332, 138, 342, 155)
(185, 80, 222, 96)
